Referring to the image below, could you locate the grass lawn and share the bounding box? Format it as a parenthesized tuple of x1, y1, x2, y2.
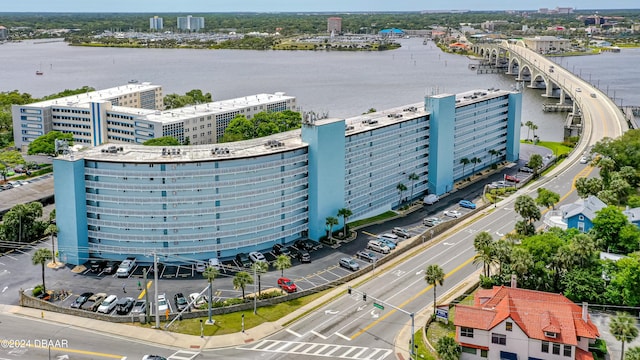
(521, 140, 573, 157)
(142, 288, 331, 336)
(349, 211, 397, 229)
(425, 292, 475, 354)
(414, 328, 437, 360)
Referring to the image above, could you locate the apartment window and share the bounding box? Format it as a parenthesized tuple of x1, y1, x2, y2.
(491, 333, 506, 345)
(563, 345, 572, 357)
(553, 343, 560, 355)
(505, 322, 512, 331)
(541, 341, 549, 353)
(461, 327, 474, 338)
(480, 349, 488, 358)
(461, 347, 477, 355)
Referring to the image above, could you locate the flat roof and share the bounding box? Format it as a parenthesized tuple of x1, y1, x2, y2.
(23, 82, 162, 108)
(343, 102, 427, 135)
(60, 129, 306, 163)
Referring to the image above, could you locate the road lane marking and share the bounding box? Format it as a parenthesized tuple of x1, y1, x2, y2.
(23, 344, 124, 359)
(362, 231, 377, 237)
(286, 328, 302, 337)
(351, 256, 475, 340)
(310, 330, 328, 339)
(335, 332, 351, 341)
(239, 340, 392, 360)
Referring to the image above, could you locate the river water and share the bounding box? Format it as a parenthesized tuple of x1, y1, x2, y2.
(1, 37, 638, 142)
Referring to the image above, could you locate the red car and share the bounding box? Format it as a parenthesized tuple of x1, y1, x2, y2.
(504, 174, 521, 183)
(277, 277, 297, 293)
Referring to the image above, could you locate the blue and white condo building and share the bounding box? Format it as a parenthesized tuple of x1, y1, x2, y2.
(54, 87, 521, 265)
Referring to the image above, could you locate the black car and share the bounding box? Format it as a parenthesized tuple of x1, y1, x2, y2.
(235, 253, 251, 268)
(89, 259, 107, 273)
(70, 292, 93, 309)
(289, 247, 311, 263)
(294, 239, 320, 252)
(273, 243, 291, 256)
(174, 292, 189, 312)
(115, 297, 135, 315)
(103, 261, 120, 275)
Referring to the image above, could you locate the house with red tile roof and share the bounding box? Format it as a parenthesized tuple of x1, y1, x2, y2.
(454, 286, 600, 360)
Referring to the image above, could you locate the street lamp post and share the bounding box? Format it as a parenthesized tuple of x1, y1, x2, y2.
(253, 265, 257, 315)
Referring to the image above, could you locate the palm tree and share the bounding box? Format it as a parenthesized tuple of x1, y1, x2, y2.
(32, 248, 52, 293)
(233, 271, 253, 300)
(396, 183, 407, 206)
(325, 216, 339, 242)
(488, 149, 499, 165)
(531, 123, 539, 140)
(625, 347, 640, 360)
(203, 266, 219, 324)
(44, 223, 59, 265)
(524, 120, 534, 140)
(459, 157, 470, 177)
(470, 157, 482, 175)
(337, 208, 353, 237)
(251, 261, 268, 297)
(473, 231, 495, 277)
(408, 173, 419, 202)
(424, 264, 445, 315)
(610, 312, 639, 360)
(274, 255, 292, 277)
(436, 336, 461, 360)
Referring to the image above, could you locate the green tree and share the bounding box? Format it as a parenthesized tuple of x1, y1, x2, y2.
(470, 156, 482, 175)
(473, 231, 496, 277)
(514, 195, 540, 236)
(396, 182, 407, 206)
(626, 347, 640, 360)
(408, 173, 420, 202)
(44, 224, 58, 265)
(185, 89, 213, 104)
(325, 216, 339, 242)
(528, 153, 544, 177)
(592, 206, 631, 253)
(536, 188, 560, 210)
(336, 208, 353, 237)
(27, 131, 74, 155)
(32, 248, 52, 293)
(619, 166, 640, 188)
(142, 136, 181, 146)
(233, 271, 253, 300)
(575, 177, 603, 198)
(561, 266, 605, 303)
(203, 266, 219, 323)
(610, 312, 639, 360)
(0, 202, 45, 244)
(524, 120, 534, 140)
(251, 261, 269, 296)
(488, 149, 499, 165)
(436, 336, 461, 360)
(606, 254, 640, 307)
(596, 157, 617, 187)
(459, 157, 470, 178)
(425, 264, 445, 315)
(274, 254, 292, 277)
(221, 115, 254, 142)
(0, 150, 26, 181)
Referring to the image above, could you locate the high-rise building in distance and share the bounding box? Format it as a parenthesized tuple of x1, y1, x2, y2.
(327, 17, 342, 34)
(177, 15, 205, 32)
(149, 16, 163, 31)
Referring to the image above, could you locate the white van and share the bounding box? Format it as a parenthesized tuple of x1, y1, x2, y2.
(424, 194, 439, 205)
(380, 233, 400, 244)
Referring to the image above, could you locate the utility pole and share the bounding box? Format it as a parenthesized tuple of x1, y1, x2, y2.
(144, 268, 149, 324)
(154, 252, 159, 328)
(253, 265, 257, 315)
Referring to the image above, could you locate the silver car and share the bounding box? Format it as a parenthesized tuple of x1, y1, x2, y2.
(339, 257, 360, 271)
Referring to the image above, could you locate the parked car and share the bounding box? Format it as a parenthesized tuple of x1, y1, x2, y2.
(195, 261, 206, 273)
(272, 243, 291, 256)
(504, 174, 520, 183)
(89, 259, 107, 273)
(424, 194, 440, 205)
(379, 233, 400, 244)
(293, 239, 317, 252)
(208, 258, 221, 270)
(142, 356, 167, 360)
(367, 240, 390, 254)
(339, 257, 360, 271)
(97, 294, 118, 314)
(130, 299, 147, 315)
(174, 293, 189, 312)
(249, 251, 267, 263)
(488, 181, 513, 189)
(356, 250, 379, 263)
(189, 293, 208, 309)
(576, 87, 582, 92)
(84, 292, 107, 311)
(277, 277, 298, 293)
(157, 294, 168, 313)
(519, 166, 534, 173)
(70, 292, 93, 309)
(289, 247, 311, 263)
(444, 210, 462, 218)
(580, 156, 589, 164)
(116, 257, 136, 277)
(235, 253, 251, 268)
(423, 217, 442, 227)
(459, 200, 476, 209)
(103, 261, 120, 275)
(376, 237, 397, 250)
(391, 227, 410, 239)
(115, 297, 135, 315)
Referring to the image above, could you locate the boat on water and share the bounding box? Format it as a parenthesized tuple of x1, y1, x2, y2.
(128, 79, 138, 84)
(36, 70, 43, 75)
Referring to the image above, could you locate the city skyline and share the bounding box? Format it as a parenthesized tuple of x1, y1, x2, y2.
(1, 0, 636, 13)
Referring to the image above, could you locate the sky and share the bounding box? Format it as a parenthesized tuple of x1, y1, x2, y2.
(1, 0, 637, 13)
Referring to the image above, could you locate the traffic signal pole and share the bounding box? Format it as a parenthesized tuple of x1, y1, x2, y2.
(347, 286, 416, 358)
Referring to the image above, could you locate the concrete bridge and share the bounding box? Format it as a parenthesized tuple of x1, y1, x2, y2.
(471, 40, 629, 153)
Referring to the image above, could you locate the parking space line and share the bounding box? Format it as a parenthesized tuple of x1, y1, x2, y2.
(286, 328, 302, 337)
(335, 332, 351, 341)
(310, 330, 327, 340)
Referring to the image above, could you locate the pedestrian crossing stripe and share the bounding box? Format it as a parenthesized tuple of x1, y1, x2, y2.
(167, 349, 200, 360)
(238, 340, 392, 360)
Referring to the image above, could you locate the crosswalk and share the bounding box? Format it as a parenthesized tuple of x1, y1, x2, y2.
(239, 340, 392, 360)
(167, 349, 200, 360)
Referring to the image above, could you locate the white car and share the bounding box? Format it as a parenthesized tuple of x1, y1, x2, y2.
(195, 261, 206, 273)
(444, 210, 462, 218)
(96, 294, 118, 314)
(249, 251, 267, 263)
(189, 293, 208, 309)
(157, 294, 168, 313)
(424, 194, 439, 205)
(580, 156, 589, 164)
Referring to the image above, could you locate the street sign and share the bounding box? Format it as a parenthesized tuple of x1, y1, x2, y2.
(373, 302, 384, 310)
